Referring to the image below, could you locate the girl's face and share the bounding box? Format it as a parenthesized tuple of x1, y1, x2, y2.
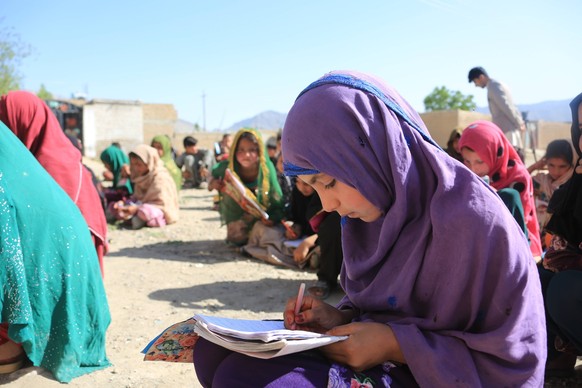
(295, 177, 315, 197)
(235, 138, 259, 169)
(298, 173, 382, 222)
(151, 141, 164, 157)
(546, 157, 571, 181)
(130, 155, 149, 177)
(461, 148, 490, 178)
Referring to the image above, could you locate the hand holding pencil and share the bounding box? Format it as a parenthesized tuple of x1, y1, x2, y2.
(285, 282, 352, 333)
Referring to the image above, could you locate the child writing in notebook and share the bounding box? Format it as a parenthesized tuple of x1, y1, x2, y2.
(193, 71, 546, 387)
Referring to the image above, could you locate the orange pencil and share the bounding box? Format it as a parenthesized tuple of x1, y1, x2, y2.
(281, 220, 298, 240)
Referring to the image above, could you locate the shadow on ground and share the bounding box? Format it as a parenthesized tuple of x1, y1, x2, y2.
(106, 240, 238, 263)
(148, 278, 314, 314)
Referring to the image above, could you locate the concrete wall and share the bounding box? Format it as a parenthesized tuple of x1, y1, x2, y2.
(83, 99, 143, 158)
(419, 110, 572, 151)
(420, 110, 492, 148)
(537, 120, 571, 149)
(143, 103, 177, 146)
(80, 100, 571, 162)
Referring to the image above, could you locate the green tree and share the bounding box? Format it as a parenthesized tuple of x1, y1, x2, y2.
(423, 86, 476, 112)
(0, 24, 31, 95)
(37, 83, 53, 100)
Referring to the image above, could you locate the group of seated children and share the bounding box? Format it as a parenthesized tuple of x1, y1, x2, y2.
(98, 133, 233, 229)
(446, 123, 575, 258)
(446, 113, 581, 376)
(206, 127, 344, 299)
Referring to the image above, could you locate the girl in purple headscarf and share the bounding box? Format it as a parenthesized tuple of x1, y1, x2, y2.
(193, 71, 546, 387)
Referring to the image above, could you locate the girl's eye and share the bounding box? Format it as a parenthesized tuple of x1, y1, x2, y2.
(324, 179, 336, 189)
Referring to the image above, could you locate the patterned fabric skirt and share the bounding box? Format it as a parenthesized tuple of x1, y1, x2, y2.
(193, 338, 419, 387)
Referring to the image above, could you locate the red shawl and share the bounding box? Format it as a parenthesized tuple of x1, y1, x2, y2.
(0, 91, 108, 274)
(459, 120, 542, 257)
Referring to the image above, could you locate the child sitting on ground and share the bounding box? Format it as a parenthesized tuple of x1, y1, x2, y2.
(100, 143, 133, 209)
(459, 120, 542, 258)
(527, 139, 574, 247)
(151, 135, 182, 191)
(208, 128, 284, 245)
(175, 136, 214, 189)
(109, 145, 179, 229)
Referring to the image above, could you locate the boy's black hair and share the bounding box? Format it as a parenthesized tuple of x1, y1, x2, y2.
(468, 66, 488, 82)
(183, 136, 198, 147)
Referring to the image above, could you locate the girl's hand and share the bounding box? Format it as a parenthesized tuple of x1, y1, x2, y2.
(102, 170, 114, 181)
(121, 164, 130, 178)
(284, 295, 351, 332)
(528, 158, 546, 173)
(321, 322, 405, 371)
(293, 235, 317, 264)
(293, 243, 310, 263)
(208, 177, 223, 191)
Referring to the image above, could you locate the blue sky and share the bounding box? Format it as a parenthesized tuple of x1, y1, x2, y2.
(3, 0, 581, 130)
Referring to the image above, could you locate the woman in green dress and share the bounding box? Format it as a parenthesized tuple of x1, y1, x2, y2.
(0, 121, 111, 382)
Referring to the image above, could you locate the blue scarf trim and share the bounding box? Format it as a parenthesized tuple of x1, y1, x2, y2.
(283, 161, 319, 177)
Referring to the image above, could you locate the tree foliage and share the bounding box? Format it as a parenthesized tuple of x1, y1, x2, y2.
(423, 86, 476, 112)
(0, 24, 31, 95)
(37, 83, 53, 100)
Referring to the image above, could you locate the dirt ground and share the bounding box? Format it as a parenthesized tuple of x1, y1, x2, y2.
(0, 181, 343, 388)
(0, 156, 581, 387)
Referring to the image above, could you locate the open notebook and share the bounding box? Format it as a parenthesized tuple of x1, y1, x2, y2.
(142, 314, 347, 362)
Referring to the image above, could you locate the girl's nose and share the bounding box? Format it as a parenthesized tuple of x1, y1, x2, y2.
(319, 193, 339, 213)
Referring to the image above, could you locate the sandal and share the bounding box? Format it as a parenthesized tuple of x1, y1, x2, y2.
(307, 281, 331, 300)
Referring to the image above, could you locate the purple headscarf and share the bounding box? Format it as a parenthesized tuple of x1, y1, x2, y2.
(282, 71, 546, 386)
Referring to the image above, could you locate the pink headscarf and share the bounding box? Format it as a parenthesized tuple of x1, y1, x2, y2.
(0, 91, 108, 274)
(459, 120, 542, 256)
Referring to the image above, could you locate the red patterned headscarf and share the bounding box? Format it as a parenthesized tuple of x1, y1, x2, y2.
(459, 120, 541, 256)
(0, 91, 108, 275)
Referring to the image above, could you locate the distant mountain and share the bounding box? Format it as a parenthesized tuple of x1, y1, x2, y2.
(219, 100, 571, 134)
(174, 118, 197, 133)
(475, 99, 572, 123)
(227, 110, 287, 132)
